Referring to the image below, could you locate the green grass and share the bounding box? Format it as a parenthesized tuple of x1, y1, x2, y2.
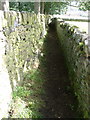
(10, 69, 45, 118)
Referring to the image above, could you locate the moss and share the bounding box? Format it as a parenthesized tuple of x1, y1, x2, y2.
(4, 13, 46, 90)
(0, 11, 49, 118)
(56, 20, 90, 118)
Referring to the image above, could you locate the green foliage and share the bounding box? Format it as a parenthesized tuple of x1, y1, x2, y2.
(12, 86, 30, 99)
(9, 1, 90, 14)
(44, 2, 68, 14)
(11, 69, 45, 118)
(9, 2, 68, 14)
(79, 1, 90, 11)
(9, 2, 34, 12)
(84, 111, 89, 118)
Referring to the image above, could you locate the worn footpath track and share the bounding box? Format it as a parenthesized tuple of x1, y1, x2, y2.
(40, 26, 78, 118)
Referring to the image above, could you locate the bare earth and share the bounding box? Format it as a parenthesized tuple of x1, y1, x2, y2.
(39, 27, 79, 118)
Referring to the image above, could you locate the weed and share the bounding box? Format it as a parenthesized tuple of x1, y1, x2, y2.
(10, 68, 45, 118)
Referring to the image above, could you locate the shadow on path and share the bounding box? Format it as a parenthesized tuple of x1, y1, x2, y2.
(40, 27, 78, 118)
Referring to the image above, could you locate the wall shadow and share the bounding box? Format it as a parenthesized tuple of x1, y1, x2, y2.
(38, 26, 79, 118)
(7, 24, 79, 118)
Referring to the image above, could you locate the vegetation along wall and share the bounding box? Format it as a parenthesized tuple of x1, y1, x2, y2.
(0, 10, 90, 118)
(0, 10, 51, 118)
(56, 19, 90, 118)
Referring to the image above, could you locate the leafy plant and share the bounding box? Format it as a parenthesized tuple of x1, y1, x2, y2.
(12, 86, 30, 99)
(11, 68, 45, 118)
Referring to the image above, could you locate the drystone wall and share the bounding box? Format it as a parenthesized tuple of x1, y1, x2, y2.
(56, 19, 90, 118)
(0, 10, 90, 118)
(0, 11, 51, 118)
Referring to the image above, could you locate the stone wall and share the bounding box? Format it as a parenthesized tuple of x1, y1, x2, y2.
(0, 10, 90, 118)
(0, 11, 50, 118)
(56, 19, 90, 118)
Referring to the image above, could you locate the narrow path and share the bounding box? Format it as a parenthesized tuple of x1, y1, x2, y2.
(40, 27, 78, 118)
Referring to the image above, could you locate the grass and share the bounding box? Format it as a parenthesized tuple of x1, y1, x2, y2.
(9, 68, 45, 118)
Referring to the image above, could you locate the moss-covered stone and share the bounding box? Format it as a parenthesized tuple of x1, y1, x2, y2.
(0, 11, 49, 118)
(56, 19, 90, 118)
(1, 12, 47, 91)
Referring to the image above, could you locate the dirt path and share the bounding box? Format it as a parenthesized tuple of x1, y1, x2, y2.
(6, 26, 79, 118)
(40, 27, 78, 118)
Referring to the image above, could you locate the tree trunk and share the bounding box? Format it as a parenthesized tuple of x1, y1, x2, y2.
(34, 1, 40, 14)
(34, 1, 40, 22)
(41, 1, 45, 14)
(0, 0, 9, 11)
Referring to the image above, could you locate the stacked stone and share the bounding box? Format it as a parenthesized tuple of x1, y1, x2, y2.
(56, 19, 90, 118)
(0, 11, 49, 118)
